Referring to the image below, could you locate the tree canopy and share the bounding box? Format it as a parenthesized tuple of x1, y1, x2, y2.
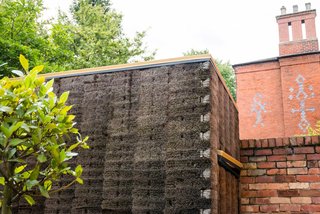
(0, 0, 154, 75)
(183, 49, 236, 100)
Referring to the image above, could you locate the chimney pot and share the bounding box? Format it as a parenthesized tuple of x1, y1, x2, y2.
(293, 5, 299, 13)
(281, 6, 286, 15)
(306, 3, 311, 10)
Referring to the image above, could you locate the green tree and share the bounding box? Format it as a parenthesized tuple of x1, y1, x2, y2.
(0, 55, 89, 213)
(0, 0, 48, 76)
(49, 0, 154, 71)
(183, 49, 236, 100)
(0, 0, 154, 75)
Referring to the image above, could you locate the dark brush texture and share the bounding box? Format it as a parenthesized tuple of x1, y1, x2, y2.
(14, 61, 239, 214)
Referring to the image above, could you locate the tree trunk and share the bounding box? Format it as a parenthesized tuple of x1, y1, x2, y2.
(1, 184, 12, 214)
(1, 163, 13, 214)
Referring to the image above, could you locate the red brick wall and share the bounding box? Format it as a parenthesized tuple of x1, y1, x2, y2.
(240, 136, 320, 213)
(279, 39, 319, 56)
(277, 9, 318, 56)
(235, 53, 320, 139)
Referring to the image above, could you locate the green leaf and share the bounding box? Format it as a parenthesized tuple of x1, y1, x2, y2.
(0, 106, 13, 113)
(0, 124, 10, 138)
(59, 149, 66, 162)
(59, 91, 69, 104)
(39, 185, 50, 198)
(23, 194, 35, 206)
(67, 142, 80, 152)
(44, 180, 52, 191)
(25, 180, 39, 190)
(9, 122, 23, 134)
(75, 165, 83, 177)
(9, 139, 24, 147)
(19, 55, 29, 72)
(8, 148, 17, 159)
(30, 65, 44, 74)
(30, 165, 40, 180)
(12, 70, 24, 77)
(45, 79, 54, 91)
(37, 153, 47, 163)
(14, 164, 27, 174)
(21, 123, 30, 132)
(76, 177, 83, 184)
(0, 177, 5, 185)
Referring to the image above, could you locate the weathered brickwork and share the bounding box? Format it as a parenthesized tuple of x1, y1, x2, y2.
(234, 4, 320, 140)
(241, 137, 320, 213)
(235, 53, 320, 139)
(13, 57, 240, 213)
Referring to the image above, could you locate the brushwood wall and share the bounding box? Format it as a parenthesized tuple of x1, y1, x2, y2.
(15, 57, 240, 214)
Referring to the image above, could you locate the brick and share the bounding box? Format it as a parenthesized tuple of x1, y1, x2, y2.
(241, 149, 254, 156)
(261, 140, 268, 148)
(255, 149, 272, 156)
(267, 168, 286, 175)
(257, 162, 275, 169)
(287, 154, 306, 161)
(249, 183, 288, 190)
(307, 160, 318, 168)
(249, 156, 267, 162)
(254, 197, 270, 204)
(305, 136, 312, 145)
(291, 197, 312, 204)
(241, 156, 249, 163)
(241, 205, 259, 212)
(282, 138, 290, 146)
(310, 183, 320, 189)
(241, 177, 255, 184)
(312, 197, 320, 204)
(241, 170, 248, 176)
(256, 140, 262, 148)
(279, 204, 300, 212)
(275, 138, 283, 147)
(297, 175, 320, 182)
(312, 136, 319, 144)
(289, 182, 309, 189)
(241, 184, 249, 191)
(294, 147, 314, 154)
(287, 167, 308, 175)
(255, 176, 274, 183)
(268, 139, 276, 147)
(249, 140, 255, 148)
(268, 155, 286, 161)
(276, 161, 286, 168)
(316, 146, 320, 153)
(300, 190, 320, 197)
(241, 198, 249, 204)
(273, 148, 292, 155)
(275, 175, 296, 183)
(243, 163, 257, 169)
(278, 189, 299, 197)
(255, 189, 277, 197)
(301, 205, 320, 212)
(248, 169, 266, 176)
(307, 154, 320, 160)
(242, 140, 249, 148)
(260, 205, 279, 212)
(309, 168, 320, 174)
(270, 197, 290, 204)
(241, 190, 257, 198)
(287, 160, 306, 167)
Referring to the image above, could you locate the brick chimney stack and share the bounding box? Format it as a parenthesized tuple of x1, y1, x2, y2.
(276, 3, 318, 56)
